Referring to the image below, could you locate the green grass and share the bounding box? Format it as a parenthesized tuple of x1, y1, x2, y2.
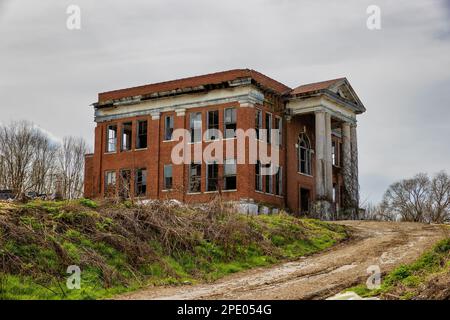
(346, 237, 450, 299)
(0, 200, 348, 300)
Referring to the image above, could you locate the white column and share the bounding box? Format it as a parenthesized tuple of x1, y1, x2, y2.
(341, 122, 352, 208)
(350, 124, 359, 210)
(315, 111, 325, 199)
(325, 112, 333, 200)
(315, 111, 333, 201)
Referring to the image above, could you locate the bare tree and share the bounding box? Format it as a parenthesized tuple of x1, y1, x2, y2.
(380, 171, 450, 223)
(0, 121, 89, 200)
(57, 136, 87, 199)
(0, 121, 41, 197)
(28, 133, 58, 195)
(381, 173, 430, 222)
(428, 171, 450, 223)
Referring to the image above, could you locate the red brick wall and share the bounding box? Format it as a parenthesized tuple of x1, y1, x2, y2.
(84, 97, 343, 213)
(285, 114, 316, 214)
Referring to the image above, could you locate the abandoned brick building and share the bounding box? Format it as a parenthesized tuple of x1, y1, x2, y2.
(84, 69, 366, 217)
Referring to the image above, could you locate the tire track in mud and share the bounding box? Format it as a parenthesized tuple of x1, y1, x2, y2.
(117, 221, 449, 300)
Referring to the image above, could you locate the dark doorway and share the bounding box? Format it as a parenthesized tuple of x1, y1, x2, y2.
(299, 188, 310, 215)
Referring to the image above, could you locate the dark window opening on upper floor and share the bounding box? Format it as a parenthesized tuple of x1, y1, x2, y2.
(106, 125, 117, 153)
(121, 122, 132, 151)
(136, 120, 148, 149)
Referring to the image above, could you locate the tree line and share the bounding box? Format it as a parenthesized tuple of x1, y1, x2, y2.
(363, 171, 450, 224)
(0, 121, 88, 200)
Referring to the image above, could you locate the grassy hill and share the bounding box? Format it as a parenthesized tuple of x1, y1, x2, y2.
(0, 199, 348, 300)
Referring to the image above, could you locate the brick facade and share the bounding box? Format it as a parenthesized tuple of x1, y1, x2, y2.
(85, 69, 365, 215)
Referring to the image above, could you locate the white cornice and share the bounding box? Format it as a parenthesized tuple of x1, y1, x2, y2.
(94, 85, 264, 123)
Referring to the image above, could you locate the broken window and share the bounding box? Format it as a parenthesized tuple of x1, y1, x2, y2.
(223, 159, 237, 190)
(106, 124, 117, 152)
(189, 163, 201, 192)
(255, 160, 263, 192)
(275, 166, 282, 196)
(298, 133, 312, 175)
(136, 120, 148, 149)
(207, 110, 219, 140)
(255, 109, 262, 140)
(275, 116, 282, 146)
(264, 164, 273, 194)
(135, 168, 147, 197)
(164, 115, 174, 141)
(104, 171, 116, 196)
(224, 108, 237, 139)
(265, 113, 272, 143)
(206, 162, 218, 191)
(190, 112, 202, 143)
(121, 122, 132, 151)
(119, 169, 131, 199)
(164, 164, 172, 190)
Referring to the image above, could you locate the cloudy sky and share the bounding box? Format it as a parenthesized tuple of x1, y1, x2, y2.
(0, 0, 449, 203)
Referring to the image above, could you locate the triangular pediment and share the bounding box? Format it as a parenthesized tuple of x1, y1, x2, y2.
(327, 79, 366, 113)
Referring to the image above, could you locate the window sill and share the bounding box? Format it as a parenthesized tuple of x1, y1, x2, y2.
(254, 190, 283, 198)
(135, 148, 148, 151)
(162, 189, 173, 192)
(187, 192, 202, 195)
(204, 190, 219, 194)
(222, 189, 237, 193)
(104, 151, 117, 155)
(163, 139, 175, 143)
(223, 137, 237, 141)
(297, 172, 313, 178)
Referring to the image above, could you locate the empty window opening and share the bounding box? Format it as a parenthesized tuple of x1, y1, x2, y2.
(255, 160, 263, 192)
(265, 113, 272, 143)
(189, 163, 201, 192)
(223, 159, 237, 190)
(190, 112, 202, 143)
(165, 115, 174, 141)
(207, 110, 219, 140)
(104, 171, 116, 196)
(164, 164, 173, 190)
(121, 122, 132, 151)
(119, 169, 131, 199)
(255, 109, 262, 140)
(106, 125, 117, 152)
(135, 168, 147, 197)
(264, 163, 273, 194)
(136, 120, 148, 149)
(298, 133, 312, 175)
(275, 166, 282, 196)
(206, 162, 218, 191)
(224, 108, 237, 139)
(275, 117, 282, 146)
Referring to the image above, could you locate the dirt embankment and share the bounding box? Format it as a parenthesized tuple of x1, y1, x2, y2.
(118, 221, 449, 300)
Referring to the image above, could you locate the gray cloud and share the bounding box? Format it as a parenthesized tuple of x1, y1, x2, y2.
(0, 0, 449, 203)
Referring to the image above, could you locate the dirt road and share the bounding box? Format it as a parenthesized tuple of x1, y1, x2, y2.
(118, 221, 449, 300)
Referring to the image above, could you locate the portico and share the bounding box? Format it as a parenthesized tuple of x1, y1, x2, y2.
(287, 78, 365, 218)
